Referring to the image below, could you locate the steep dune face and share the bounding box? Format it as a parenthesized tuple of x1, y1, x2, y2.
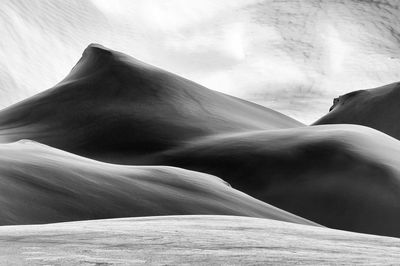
(0, 140, 314, 226)
(155, 125, 400, 237)
(314, 82, 400, 140)
(0, 44, 302, 163)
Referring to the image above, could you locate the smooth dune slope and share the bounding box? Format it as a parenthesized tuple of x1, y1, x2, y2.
(314, 82, 400, 140)
(0, 44, 302, 163)
(1, 216, 400, 265)
(0, 140, 314, 226)
(155, 124, 400, 237)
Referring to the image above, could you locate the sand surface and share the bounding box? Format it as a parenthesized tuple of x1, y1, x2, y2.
(0, 215, 399, 265)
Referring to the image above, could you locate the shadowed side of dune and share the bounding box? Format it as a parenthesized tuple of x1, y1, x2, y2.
(0, 44, 302, 164)
(314, 82, 400, 140)
(154, 125, 400, 237)
(0, 141, 314, 226)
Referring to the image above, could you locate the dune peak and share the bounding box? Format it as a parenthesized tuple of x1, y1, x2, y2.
(62, 43, 121, 83)
(83, 43, 113, 57)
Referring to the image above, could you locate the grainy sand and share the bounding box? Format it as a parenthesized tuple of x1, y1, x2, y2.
(0, 215, 399, 265)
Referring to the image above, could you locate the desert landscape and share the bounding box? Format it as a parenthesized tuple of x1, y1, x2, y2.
(2, 0, 400, 265)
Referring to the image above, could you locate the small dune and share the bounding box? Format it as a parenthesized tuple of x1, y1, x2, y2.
(0, 140, 314, 226)
(314, 82, 400, 140)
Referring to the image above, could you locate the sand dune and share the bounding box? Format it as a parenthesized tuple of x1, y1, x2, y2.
(2, 45, 400, 237)
(0, 44, 301, 164)
(314, 82, 400, 140)
(155, 124, 400, 237)
(1, 215, 400, 265)
(0, 140, 313, 226)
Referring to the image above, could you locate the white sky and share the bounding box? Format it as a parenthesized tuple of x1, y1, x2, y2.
(1, 0, 400, 123)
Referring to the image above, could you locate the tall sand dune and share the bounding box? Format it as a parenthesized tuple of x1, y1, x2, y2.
(155, 124, 400, 237)
(0, 140, 313, 226)
(314, 82, 400, 140)
(0, 44, 302, 163)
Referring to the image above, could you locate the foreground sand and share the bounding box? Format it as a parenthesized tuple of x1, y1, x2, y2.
(0, 215, 399, 265)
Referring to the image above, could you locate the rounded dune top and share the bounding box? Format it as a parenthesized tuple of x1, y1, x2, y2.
(325, 82, 400, 113)
(314, 81, 400, 140)
(85, 43, 112, 54)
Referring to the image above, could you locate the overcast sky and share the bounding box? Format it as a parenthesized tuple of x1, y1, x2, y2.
(1, 0, 400, 123)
